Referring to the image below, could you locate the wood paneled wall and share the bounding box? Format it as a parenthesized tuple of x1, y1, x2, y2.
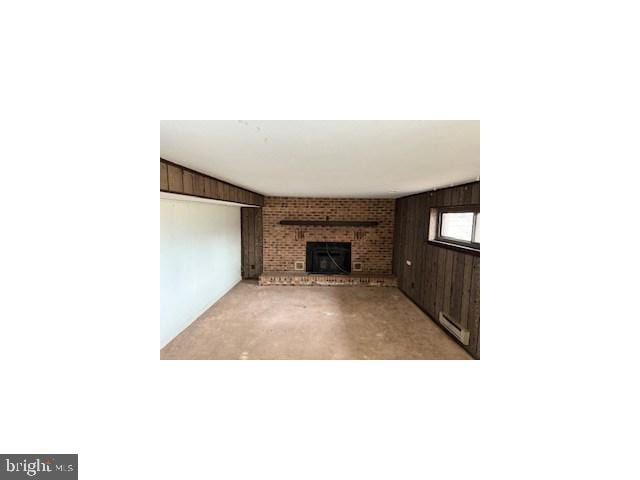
(241, 207, 263, 279)
(393, 182, 480, 358)
(160, 159, 264, 206)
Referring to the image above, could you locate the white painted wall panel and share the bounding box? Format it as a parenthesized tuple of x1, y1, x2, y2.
(160, 197, 241, 347)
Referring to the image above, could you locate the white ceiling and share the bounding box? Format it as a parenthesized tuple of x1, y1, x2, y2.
(160, 120, 479, 198)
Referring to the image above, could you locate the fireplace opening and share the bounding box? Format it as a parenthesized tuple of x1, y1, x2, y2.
(306, 242, 351, 274)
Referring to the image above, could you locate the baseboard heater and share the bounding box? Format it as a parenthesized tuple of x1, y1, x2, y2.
(439, 312, 470, 345)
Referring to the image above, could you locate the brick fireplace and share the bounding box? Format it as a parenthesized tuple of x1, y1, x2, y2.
(262, 197, 395, 274)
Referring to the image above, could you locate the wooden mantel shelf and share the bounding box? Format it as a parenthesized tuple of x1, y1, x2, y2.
(279, 220, 379, 227)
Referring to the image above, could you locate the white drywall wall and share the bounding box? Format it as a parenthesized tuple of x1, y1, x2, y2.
(160, 197, 241, 347)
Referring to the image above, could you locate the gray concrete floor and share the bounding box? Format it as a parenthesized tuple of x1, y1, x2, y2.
(161, 280, 472, 360)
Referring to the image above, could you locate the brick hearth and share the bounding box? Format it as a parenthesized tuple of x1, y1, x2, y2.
(259, 271, 398, 287)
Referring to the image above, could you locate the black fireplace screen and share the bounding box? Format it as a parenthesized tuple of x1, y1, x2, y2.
(306, 242, 351, 274)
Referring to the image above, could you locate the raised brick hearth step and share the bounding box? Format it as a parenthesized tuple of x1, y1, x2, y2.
(259, 272, 398, 287)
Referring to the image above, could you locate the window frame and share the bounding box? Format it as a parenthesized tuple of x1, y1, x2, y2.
(429, 205, 480, 253)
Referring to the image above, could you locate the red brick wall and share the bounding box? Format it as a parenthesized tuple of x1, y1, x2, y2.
(262, 197, 395, 274)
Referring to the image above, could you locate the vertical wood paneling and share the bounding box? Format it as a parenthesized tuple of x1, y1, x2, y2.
(405, 196, 417, 298)
(400, 197, 408, 272)
(435, 248, 447, 317)
(423, 239, 434, 309)
(462, 183, 473, 204)
(182, 171, 194, 194)
(160, 163, 169, 190)
(392, 199, 402, 275)
(449, 186, 460, 205)
(241, 208, 249, 277)
(467, 256, 480, 356)
(443, 249, 454, 316)
(193, 174, 205, 197)
(459, 255, 473, 329)
(160, 159, 264, 206)
(211, 179, 222, 199)
(255, 208, 263, 274)
(443, 188, 452, 206)
(424, 191, 436, 312)
(393, 181, 480, 358)
(241, 207, 263, 279)
(167, 164, 183, 192)
(471, 182, 480, 203)
(450, 254, 466, 322)
(429, 242, 440, 314)
(415, 193, 429, 307)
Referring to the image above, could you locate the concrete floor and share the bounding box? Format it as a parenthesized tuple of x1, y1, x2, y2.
(161, 281, 472, 360)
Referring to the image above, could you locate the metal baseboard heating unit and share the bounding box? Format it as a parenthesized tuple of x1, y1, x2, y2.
(439, 312, 470, 345)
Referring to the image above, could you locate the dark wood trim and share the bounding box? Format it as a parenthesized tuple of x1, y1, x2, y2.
(427, 240, 480, 256)
(279, 220, 379, 227)
(437, 204, 480, 214)
(160, 158, 264, 206)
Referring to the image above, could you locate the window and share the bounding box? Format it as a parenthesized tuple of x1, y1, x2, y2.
(429, 206, 480, 251)
(441, 211, 474, 241)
